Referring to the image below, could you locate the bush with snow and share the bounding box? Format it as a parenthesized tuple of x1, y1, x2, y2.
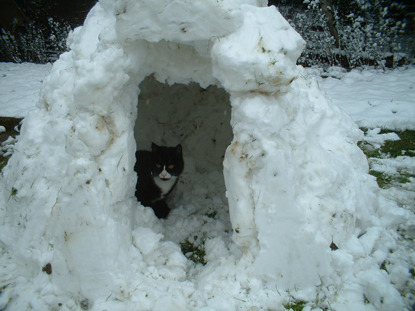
(274, 0, 413, 68)
(0, 18, 70, 63)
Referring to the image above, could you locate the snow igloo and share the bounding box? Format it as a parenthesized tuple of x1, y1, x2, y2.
(0, 0, 406, 310)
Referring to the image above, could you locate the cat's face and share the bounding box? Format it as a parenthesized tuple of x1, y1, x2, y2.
(151, 143, 184, 180)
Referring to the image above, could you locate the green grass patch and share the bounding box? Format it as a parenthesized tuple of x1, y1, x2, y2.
(359, 129, 415, 158)
(359, 129, 415, 189)
(367, 170, 414, 189)
(368, 170, 392, 188)
(358, 141, 382, 158)
(380, 130, 415, 157)
(283, 300, 307, 311)
(180, 237, 207, 265)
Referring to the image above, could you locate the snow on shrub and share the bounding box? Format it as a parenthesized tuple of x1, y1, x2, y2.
(0, 18, 70, 63)
(274, 0, 412, 68)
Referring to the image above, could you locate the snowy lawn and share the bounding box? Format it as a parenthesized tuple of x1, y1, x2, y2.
(1, 63, 415, 310)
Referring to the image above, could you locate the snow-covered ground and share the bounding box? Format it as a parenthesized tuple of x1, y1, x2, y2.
(1, 62, 414, 310)
(1, 63, 414, 130)
(309, 66, 415, 130)
(0, 62, 52, 118)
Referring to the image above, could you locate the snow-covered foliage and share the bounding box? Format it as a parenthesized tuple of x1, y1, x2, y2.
(275, 0, 412, 68)
(0, 18, 70, 63)
(0, 0, 413, 310)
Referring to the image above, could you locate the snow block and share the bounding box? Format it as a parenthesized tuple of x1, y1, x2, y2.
(0, 0, 407, 309)
(211, 5, 304, 93)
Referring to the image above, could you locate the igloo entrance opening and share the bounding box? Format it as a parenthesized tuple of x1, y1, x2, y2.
(134, 76, 233, 255)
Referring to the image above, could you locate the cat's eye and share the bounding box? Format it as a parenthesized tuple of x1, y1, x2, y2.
(155, 164, 161, 168)
(168, 164, 174, 169)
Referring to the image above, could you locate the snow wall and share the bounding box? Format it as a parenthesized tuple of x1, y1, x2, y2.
(0, 0, 408, 310)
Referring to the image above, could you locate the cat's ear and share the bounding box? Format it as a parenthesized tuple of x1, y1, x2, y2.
(175, 144, 182, 154)
(151, 142, 160, 152)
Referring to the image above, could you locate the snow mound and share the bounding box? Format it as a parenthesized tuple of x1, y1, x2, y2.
(0, 0, 411, 310)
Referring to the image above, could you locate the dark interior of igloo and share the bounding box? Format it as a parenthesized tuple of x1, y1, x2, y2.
(134, 76, 234, 262)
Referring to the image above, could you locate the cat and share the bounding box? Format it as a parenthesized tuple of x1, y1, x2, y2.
(134, 143, 184, 218)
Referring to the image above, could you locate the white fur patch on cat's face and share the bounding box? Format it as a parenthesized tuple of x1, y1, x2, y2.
(158, 167, 172, 180)
(154, 175, 178, 196)
(154, 166, 177, 196)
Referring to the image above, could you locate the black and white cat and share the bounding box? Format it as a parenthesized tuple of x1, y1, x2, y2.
(134, 143, 184, 218)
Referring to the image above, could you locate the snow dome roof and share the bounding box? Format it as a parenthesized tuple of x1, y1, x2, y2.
(0, 0, 409, 310)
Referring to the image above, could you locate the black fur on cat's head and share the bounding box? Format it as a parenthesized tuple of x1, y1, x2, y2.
(150, 143, 184, 179)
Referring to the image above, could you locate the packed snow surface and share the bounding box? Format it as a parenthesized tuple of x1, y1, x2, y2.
(0, 1, 414, 310)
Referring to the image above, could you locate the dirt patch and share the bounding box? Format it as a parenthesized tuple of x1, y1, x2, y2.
(0, 117, 22, 144)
